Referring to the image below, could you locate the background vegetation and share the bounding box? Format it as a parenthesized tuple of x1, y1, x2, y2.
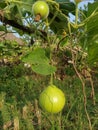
(0, 0, 98, 130)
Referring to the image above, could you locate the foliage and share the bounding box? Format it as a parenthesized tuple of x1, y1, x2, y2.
(0, 65, 98, 130)
(0, 0, 98, 130)
(22, 47, 56, 75)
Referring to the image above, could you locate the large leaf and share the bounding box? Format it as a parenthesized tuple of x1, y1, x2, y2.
(87, 2, 98, 42)
(88, 40, 98, 64)
(22, 47, 49, 64)
(48, 0, 75, 34)
(32, 63, 56, 75)
(86, 2, 98, 65)
(22, 47, 56, 75)
(56, 0, 75, 15)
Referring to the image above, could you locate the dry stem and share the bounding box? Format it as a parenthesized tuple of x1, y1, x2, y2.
(70, 43, 92, 130)
(89, 77, 96, 105)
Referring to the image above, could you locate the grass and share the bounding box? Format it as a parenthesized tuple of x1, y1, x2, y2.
(0, 63, 98, 130)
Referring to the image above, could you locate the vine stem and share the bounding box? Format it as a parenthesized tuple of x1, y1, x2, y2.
(89, 77, 96, 105)
(70, 40, 92, 130)
(75, 3, 79, 26)
(49, 73, 53, 85)
(67, 3, 93, 128)
(45, 18, 54, 86)
(5, 0, 31, 6)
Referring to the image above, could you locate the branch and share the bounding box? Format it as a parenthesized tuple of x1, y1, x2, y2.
(0, 10, 35, 34)
(70, 43, 92, 130)
(0, 10, 47, 39)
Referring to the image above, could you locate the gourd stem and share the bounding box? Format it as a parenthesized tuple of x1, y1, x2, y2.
(45, 18, 54, 86)
(50, 73, 53, 85)
(75, 3, 79, 26)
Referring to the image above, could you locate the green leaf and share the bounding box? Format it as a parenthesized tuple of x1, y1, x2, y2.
(49, 10, 68, 34)
(87, 2, 98, 16)
(87, 2, 98, 42)
(20, 0, 33, 16)
(22, 47, 49, 64)
(0, 1, 7, 9)
(0, 25, 6, 31)
(56, 0, 75, 15)
(49, 0, 75, 34)
(22, 47, 56, 75)
(88, 38, 98, 65)
(32, 63, 56, 75)
(11, 4, 23, 25)
(86, 2, 98, 65)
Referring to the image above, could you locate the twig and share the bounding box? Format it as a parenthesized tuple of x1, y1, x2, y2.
(70, 43, 92, 130)
(0, 10, 34, 34)
(34, 99, 41, 130)
(89, 77, 96, 105)
(0, 10, 47, 39)
(57, 35, 67, 50)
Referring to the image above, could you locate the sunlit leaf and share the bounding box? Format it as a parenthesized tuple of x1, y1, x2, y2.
(22, 47, 56, 75)
(32, 63, 56, 75)
(22, 47, 49, 64)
